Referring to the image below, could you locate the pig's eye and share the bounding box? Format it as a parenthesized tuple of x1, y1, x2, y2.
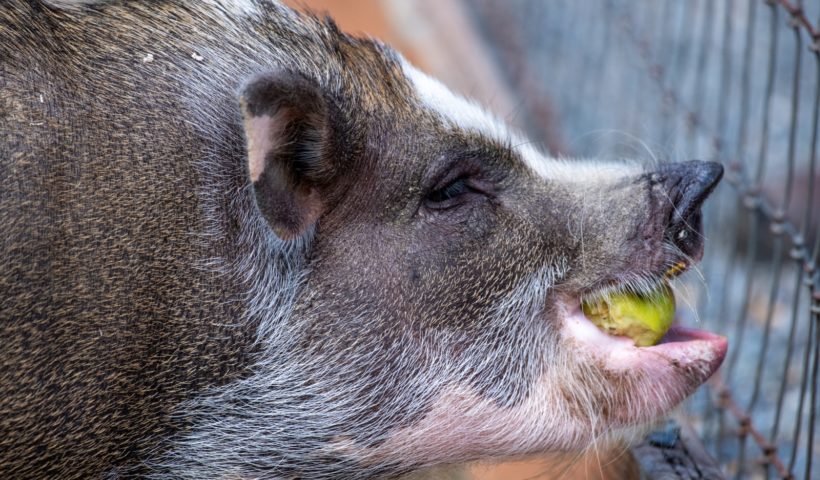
(425, 177, 477, 209)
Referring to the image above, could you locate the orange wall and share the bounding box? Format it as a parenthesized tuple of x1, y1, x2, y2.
(281, 0, 425, 68)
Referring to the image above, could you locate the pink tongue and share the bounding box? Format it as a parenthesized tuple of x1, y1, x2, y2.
(658, 326, 726, 344)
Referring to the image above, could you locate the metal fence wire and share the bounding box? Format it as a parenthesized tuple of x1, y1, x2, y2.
(464, 0, 820, 478)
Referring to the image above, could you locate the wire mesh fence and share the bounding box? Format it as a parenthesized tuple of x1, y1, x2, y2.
(465, 0, 819, 477)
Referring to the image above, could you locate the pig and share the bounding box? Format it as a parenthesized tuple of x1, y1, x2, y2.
(0, 1, 727, 478)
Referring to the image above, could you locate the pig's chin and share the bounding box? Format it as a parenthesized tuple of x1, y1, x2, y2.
(557, 296, 727, 422)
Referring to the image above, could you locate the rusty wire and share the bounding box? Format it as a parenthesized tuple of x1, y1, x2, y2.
(466, 0, 819, 477)
(617, 1, 819, 478)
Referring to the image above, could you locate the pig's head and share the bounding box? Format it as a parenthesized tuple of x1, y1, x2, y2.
(159, 13, 726, 479)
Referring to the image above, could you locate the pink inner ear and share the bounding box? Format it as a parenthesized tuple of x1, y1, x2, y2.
(274, 187, 323, 241)
(244, 111, 287, 183)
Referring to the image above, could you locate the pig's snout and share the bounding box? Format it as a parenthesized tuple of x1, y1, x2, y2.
(652, 160, 723, 260)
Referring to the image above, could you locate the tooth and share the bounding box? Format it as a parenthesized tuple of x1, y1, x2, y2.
(664, 261, 687, 278)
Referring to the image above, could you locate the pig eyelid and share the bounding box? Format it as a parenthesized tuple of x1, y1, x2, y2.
(426, 177, 471, 205)
(420, 151, 500, 211)
(423, 173, 492, 211)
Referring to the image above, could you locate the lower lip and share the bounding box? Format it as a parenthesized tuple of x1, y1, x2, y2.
(647, 325, 728, 361)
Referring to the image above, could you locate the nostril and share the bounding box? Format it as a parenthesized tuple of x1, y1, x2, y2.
(671, 207, 703, 258)
(651, 160, 724, 257)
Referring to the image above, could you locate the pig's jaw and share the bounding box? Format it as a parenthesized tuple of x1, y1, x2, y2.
(343, 369, 651, 469)
(341, 277, 727, 471)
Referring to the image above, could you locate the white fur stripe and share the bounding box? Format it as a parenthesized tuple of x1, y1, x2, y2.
(403, 62, 556, 179)
(402, 62, 646, 183)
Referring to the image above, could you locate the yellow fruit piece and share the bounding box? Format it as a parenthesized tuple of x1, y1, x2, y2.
(581, 282, 676, 347)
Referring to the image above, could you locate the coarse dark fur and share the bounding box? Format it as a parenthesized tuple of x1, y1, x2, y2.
(0, 1, 725, 478)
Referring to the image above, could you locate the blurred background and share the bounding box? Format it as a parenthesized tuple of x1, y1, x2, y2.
(285, 1, 819, 478)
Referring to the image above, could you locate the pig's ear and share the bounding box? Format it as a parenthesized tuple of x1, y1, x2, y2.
(239, 71, 337, 240)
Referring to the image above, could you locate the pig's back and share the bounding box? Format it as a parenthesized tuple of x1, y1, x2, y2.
(0, 2, 259, 476)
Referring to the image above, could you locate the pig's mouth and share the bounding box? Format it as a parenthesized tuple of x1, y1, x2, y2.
(560, 264, 727, 376)
(561, 299, 727, 373)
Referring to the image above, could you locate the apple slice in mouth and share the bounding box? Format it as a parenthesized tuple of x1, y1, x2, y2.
(581, 281, 676, 347)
